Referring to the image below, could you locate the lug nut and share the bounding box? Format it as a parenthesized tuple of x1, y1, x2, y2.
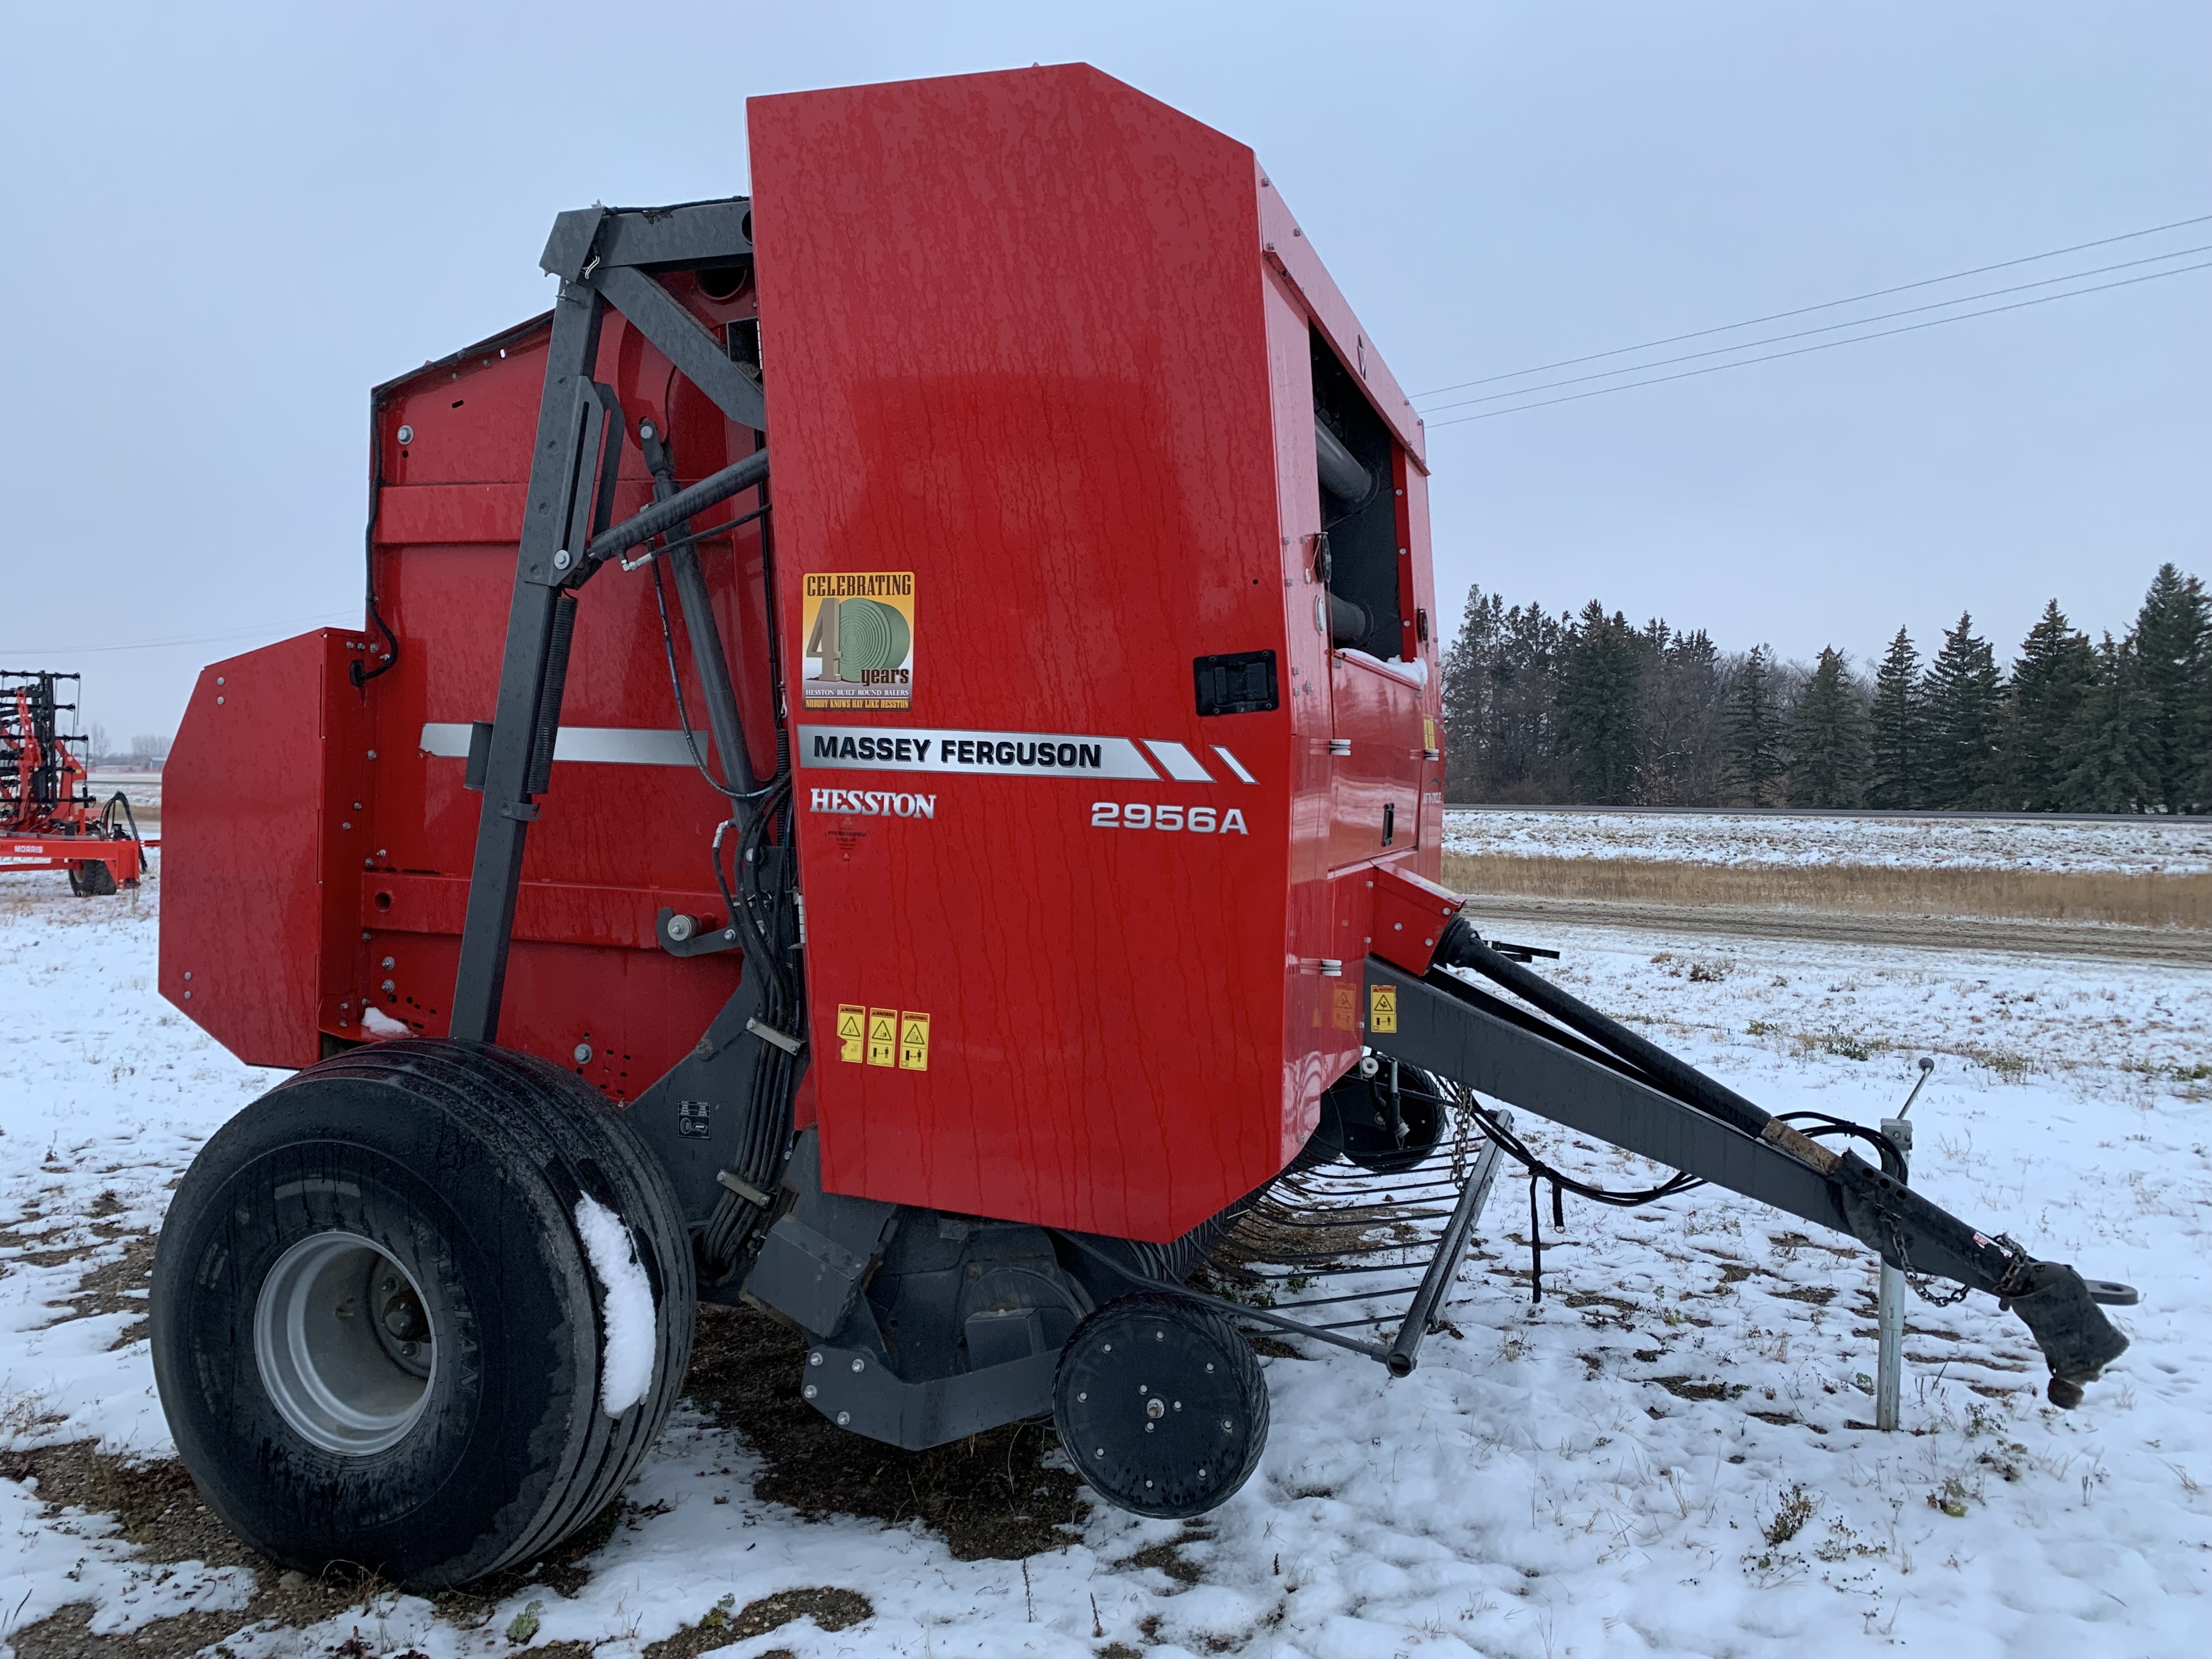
(803, 1384, 816, 1400)
(851, 1356, 865, 1373)
(836, 1411, 850, 1426)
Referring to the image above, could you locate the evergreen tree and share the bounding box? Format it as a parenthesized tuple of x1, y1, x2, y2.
(2004, 600, 2096, 810)
(2057, 634, 2151, 812)
(1437, 586, 1502, 802)
(1787, 646, 1868, 806)
(1922, 613, 2006, 808)
(1723, 646, 1786, 806)
(1558, 602, 1643, 803)
(2130, 563, 2209, 813)
(1866, 627, 1923, 808)
(1639, 624, 1728, 805)
(1437, 588, 1570, 801)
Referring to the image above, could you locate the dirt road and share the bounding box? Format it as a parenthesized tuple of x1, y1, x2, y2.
(1454, 894, 2212, 969)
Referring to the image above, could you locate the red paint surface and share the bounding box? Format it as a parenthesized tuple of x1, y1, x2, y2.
(752, 67, 1441, 1238)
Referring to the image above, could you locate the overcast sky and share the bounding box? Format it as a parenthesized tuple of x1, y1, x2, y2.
(2, 2, 2204, 740)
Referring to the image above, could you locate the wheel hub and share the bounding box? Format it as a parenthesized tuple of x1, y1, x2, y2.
(254, 1232, 436, 1455)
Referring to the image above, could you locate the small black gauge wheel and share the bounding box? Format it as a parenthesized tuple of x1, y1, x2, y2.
(1052, 1293, 1268, 1520)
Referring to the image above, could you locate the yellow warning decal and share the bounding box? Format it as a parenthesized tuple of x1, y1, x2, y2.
(1423, 716, 1437, 752)
(866, 1007, 898, 1067)
(837, 1004, 866, 1063)
(898, 1011, 931, 1071)
(1330, 983, 1359, 1032)
(1369, 985, 1398, 1035)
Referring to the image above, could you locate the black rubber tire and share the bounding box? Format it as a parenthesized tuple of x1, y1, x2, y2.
(150, 1040, 696, 1589)
(1052, 1293, 1269, 1520)
(69, 858, 116, 897)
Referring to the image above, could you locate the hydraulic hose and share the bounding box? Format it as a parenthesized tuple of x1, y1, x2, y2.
(586, 449, 770, 565)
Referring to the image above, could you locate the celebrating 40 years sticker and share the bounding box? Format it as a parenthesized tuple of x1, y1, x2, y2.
(802, 572, 914, 710)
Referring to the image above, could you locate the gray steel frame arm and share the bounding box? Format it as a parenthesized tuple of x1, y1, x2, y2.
(1362, 958, 2129, 1392)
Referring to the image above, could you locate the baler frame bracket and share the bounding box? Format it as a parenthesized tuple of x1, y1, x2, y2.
(450, 198, 772, 1047)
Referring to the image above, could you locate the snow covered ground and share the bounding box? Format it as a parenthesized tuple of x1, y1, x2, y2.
(4, 863, 2209, 1658)
(1443, 809, 2212, 876)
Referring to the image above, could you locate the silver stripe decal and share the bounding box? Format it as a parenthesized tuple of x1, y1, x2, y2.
(419, 723, 699, 768)
(1211, 745, 1258, 785)
(798, 725, 1161, 780)
(1142, 740, 1214, 782)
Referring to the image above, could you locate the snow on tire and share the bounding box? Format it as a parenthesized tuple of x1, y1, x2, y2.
(149, 1040, 696, 1589)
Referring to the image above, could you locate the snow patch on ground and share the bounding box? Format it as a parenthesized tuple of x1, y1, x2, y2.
(574, 1193, 657, 1418)
(1444, 808, 2212, 874)
(3, 860, 2210, 1656)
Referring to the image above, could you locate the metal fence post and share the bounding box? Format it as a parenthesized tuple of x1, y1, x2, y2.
(1875, 1112, 1915, 1431)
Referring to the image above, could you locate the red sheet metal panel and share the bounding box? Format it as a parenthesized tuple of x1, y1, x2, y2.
(161, 632, 364, 1069)
(750, 65, 1435, 1237)
(342, 281, 781, 1094)
(1257, 173, 1427, 470)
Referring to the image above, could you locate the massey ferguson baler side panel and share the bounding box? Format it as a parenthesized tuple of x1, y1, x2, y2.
(1328, 656, 1427, 870)
(1255, 173, 1425, 469)
(1401, 458, 1446, 882)
(351, 276, 770, 1091)
(160, 632, 368, 1068)
(1260, 263, 1350, 1150)
(751, 66, 1311, 1240)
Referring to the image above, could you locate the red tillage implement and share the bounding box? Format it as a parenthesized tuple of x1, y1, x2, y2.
(1, 670, 143, 893)
(149, 66, 2134, 1589)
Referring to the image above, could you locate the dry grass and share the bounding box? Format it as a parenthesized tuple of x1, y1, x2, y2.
(1440, 852, 2212, 930)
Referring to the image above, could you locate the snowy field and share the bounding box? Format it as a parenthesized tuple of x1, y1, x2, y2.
(4, 864, 2210, 1657)
(1443, 809, 2212, 876)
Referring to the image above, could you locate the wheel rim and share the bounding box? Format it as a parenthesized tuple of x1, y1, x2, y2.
(253, 1231, 436, 1455)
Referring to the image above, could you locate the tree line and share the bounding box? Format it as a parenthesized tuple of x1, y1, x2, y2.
(1437, 562, 2210, 813)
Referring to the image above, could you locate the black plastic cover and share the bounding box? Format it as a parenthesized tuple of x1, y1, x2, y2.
(1194, 650, 1278, 716)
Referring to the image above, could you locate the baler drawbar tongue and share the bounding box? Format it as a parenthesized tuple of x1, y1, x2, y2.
(1353, 911, 2133, 1408)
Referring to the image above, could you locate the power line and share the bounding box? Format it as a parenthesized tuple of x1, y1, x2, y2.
(1425, 258, 2212, 428)
(1, 612, 357, 658)
(1419, 241, 2211, 416)
(1409, 211, 2212, 401)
